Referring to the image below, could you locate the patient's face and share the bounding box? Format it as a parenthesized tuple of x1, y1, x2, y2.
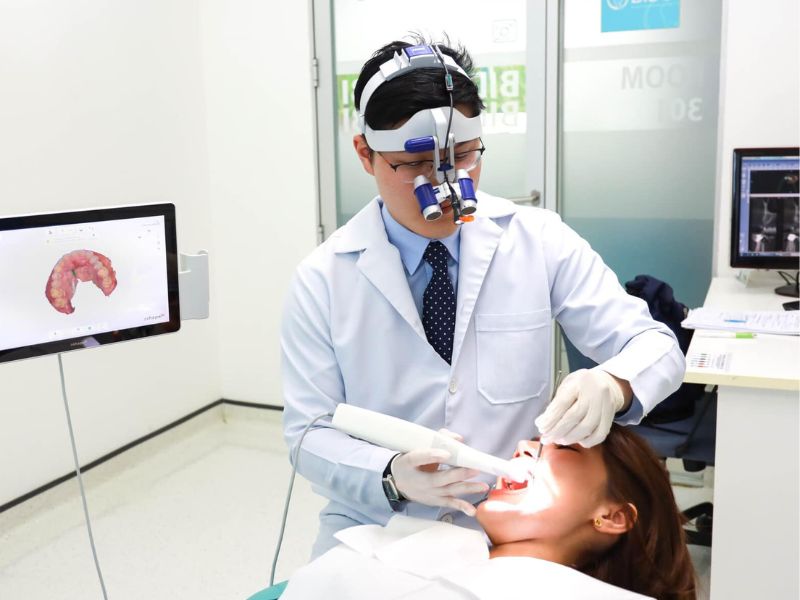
(476, 440, 609, 545)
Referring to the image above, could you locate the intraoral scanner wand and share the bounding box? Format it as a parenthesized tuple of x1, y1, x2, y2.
(332, 404, 529, 483)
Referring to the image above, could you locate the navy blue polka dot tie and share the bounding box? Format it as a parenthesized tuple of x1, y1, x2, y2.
(422, 241, 456, 364)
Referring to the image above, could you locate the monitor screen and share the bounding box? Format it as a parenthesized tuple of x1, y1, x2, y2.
(0, 203, 180, 363)
(731, 147, 800, 269)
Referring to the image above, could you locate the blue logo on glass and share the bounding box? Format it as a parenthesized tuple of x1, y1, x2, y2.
(602, 0, 680, 32)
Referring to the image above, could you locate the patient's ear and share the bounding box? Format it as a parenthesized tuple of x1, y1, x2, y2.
(593, 503, 638, 537)
(353, 134, 375, 176)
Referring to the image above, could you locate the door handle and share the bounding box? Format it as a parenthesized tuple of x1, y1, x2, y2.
(509, 190, 541, 207)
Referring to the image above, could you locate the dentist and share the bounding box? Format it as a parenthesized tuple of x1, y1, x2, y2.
(281, 36, 685, 558)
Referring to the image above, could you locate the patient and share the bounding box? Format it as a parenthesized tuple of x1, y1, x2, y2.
(282, 425, 696, 600)
(478, 425, 696, 600)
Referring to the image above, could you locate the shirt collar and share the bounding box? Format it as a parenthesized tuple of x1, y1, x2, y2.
(380, 200, 460, 276)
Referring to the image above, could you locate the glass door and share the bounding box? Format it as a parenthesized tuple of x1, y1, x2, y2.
(559, 0, 722, 309)
(312, 0, 556, 237)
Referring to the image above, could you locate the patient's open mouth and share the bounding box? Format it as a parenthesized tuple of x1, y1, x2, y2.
(502, 477, 528, 491)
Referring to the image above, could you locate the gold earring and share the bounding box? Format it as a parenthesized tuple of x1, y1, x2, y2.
(594, 517, 603, 527)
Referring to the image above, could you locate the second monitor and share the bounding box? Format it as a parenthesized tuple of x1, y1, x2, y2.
(730, 147, 799, 299)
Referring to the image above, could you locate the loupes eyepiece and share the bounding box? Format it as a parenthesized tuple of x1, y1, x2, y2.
(413, 176, 442, 221)
(456, 169, 477, 216)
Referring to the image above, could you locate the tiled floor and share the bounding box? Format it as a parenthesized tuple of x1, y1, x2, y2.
(0, 405, 712, 600)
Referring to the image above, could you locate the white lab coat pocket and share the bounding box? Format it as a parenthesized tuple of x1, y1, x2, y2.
(475, 310, 551, 404)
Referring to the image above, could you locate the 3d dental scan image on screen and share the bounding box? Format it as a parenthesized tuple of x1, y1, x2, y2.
(0, 206, 180, 363)
(45, 249, 119, 315)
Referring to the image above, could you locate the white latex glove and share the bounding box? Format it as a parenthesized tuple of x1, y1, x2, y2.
(534, 368, 626, 448)
(390, 429, 489, 517)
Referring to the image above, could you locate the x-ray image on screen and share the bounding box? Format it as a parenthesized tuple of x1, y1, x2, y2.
(0, 204, 179, 363)
(745, 171, 798, 253)
(749, 197, 779, 252)
(731, 148, 800, 270)
(783, 198, 800, 253)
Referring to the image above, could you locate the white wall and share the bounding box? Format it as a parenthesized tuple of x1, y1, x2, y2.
(0, 0, 317, 506)
(713, 0, 800, 277)
(199, 0, 317, 405)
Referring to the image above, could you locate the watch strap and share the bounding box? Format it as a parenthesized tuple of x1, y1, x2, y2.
(382, 453, 407, 511)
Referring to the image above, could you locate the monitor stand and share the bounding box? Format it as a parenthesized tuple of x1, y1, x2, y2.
(775, 281, 799, 298)
(776, 281, 800, 310)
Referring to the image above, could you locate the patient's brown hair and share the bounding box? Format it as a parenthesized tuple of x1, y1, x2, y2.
(579, 425, 697, 600)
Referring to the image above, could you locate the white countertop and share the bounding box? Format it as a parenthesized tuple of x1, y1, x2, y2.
(684, 276, 800, 391)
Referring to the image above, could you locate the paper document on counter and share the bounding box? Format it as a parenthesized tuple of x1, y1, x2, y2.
(682, 308, 800, 335)
(687, 351, 731, 371)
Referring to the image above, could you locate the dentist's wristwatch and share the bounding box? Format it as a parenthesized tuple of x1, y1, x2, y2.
(382, 453, 407, 511)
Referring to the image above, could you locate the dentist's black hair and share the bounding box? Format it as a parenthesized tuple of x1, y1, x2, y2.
(354, 34, 485, 131)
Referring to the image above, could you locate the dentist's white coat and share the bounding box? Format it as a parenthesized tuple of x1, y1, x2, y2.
(281, 192, 684, 556)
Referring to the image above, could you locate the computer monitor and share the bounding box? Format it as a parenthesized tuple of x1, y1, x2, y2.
(730, 147, 799, 297)
(0, 203, 180, 364)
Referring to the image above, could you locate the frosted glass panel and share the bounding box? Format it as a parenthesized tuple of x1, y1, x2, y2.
(560, 0, 721, 308)
(331, 0, 535, 225)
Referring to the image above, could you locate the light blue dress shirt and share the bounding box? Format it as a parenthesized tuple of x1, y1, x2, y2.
(380, 201, 461, 317)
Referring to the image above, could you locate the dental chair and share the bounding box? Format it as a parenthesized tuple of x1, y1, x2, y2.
(247, 581, 287, 600)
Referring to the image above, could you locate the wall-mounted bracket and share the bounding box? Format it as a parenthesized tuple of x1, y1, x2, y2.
(179, 251, 209, 320)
